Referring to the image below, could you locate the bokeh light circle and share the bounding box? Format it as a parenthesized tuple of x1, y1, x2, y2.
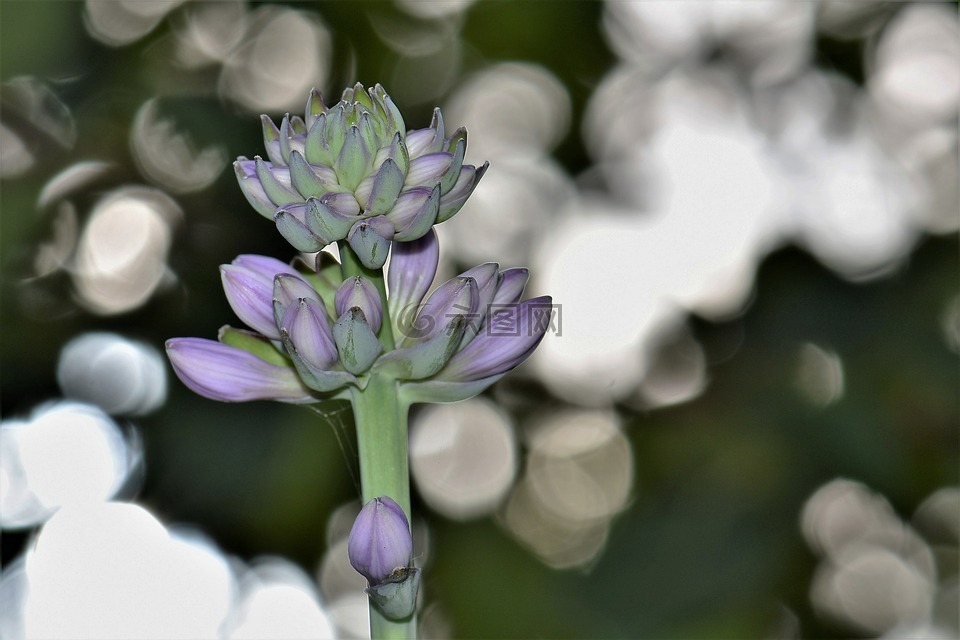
(57, 332, 168, 416)
(1, 402, 133, 529)
(410, 398, 518, 520)
(72, 186, 180, 315)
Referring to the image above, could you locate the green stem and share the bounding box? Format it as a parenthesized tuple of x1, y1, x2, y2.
(351, 374, 415, 639)
(338, 241, 395, 350)
(340, 242, 414, 638)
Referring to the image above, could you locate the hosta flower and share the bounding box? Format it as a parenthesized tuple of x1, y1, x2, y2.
(234, 83, 488, 268)
(381, 229, 553, 404)
(167, 252, 381, 400)
(166, 230, 550, 404)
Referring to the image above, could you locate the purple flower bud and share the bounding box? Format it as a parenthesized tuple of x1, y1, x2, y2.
(405, 152, 455, 188)
(279, 297, 338, 372)
(347, 217, 393, 270)
(457, 262, 500, 345)
(234, 160, 277, 219)
(388, 185, 440, 242)
(276, 114, 307, 164)
(275, 202, 327, 253)
(373, 314, 466, 380)
(165, 338, 316, 403)
(278, 297, 359, 393)
(260, 114, 284, 166)
(439, 295, 553, 382)
(335, 276, 383, 335)
(220, 255, 297, 340)
(272, 273, 322, 326)
(404, 108, 445, 158)
(359, 158, 404, 215)
(273, 272, 320, 302)
(333, 307, 383, 375)
(388, 229, 439, 334)
(348, 496, 413, 585)
(335, 124, 372, 191)
(254, 156, 302, 207)
(288, 150, 338, 199)
(436, 162, 488, 223)
(491, 267, 529, 306)
(399, 276, 478, 345)
(237, 84, 486, 251)
(440, 136, 466, 194)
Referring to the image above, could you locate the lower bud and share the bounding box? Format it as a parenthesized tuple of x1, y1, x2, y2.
(348, 496, 413, 584)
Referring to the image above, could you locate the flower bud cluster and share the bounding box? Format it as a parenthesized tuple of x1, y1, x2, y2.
(234, 83, 487, 268)
(168, 82, 550, 403)
(166, 229, 551, 403)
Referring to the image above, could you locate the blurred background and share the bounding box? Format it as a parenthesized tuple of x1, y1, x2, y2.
(1, 1, 957, 638)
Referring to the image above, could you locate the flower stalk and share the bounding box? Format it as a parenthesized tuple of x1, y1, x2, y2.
(345, 238, 417, 636)
(166, 83, 552, 640)
(350, 375, 416, 637)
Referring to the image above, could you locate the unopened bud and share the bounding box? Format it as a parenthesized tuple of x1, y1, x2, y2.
(347, 496, 412, 585)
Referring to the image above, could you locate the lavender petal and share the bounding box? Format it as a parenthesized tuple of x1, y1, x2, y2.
(387, 228, 439, 335)
(220, 254, 297, 339)
(438, 295, 552, 381)
(165, 338, 316, 403)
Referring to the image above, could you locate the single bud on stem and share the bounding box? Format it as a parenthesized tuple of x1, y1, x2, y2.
(348, 496, 419, 621)
(349, 496, 413, 585)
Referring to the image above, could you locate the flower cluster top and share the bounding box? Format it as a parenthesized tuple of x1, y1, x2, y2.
(168, 84, 548, 406)
(234, 83, 487, 268)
